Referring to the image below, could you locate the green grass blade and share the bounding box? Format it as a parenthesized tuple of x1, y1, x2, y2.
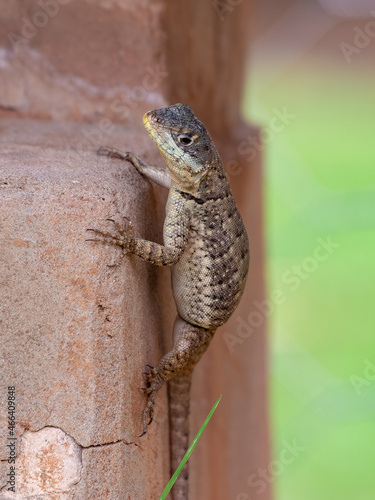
(159, 394, 222, 500)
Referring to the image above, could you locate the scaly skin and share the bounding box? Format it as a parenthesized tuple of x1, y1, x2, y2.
(89, 103, 249, 500)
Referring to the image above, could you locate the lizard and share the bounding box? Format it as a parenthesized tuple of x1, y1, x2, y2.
(87, 103, 250, 500)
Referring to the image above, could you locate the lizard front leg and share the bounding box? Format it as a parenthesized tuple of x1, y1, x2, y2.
(87, 224, 187, 268)
(97, 146, 171, 188)
(87, 192, 190, 267)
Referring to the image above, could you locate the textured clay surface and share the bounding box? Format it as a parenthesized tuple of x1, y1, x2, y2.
(0, 0, 270, 497)
(0, 118, 171, 499)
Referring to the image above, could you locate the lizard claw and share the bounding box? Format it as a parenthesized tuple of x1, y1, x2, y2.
(97, 146, 130, 160)
(105, 217, 134, 236)
(97, 146, 111, 156)
(85, 218, 135, 265)
(139, 365, 164, 437)
(148, 407, 154, 425)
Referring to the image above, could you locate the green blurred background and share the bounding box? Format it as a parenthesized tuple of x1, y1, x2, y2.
(243, 0, 375, 498)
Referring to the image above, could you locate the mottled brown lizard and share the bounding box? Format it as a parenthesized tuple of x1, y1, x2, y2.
(88, 103, 250, 499)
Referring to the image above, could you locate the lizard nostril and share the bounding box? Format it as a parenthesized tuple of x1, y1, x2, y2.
(143, 111, 156, 123)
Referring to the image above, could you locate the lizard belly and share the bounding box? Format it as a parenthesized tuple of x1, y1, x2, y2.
(171, 216, 249, 329)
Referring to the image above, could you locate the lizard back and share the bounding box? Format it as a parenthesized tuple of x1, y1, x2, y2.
(168, 167, 249, 329)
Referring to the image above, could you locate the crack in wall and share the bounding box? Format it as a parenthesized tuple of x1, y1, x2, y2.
(81, 439, 138, 450)
(21, 425, 137, 451)
(0, 425, 139, 495)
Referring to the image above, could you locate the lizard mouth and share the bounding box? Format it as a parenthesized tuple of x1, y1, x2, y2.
(143, 111, 152, 126)
(143, 110, 159, 129)
(143, 111, 169, 150)
(143, 111, 159, 136)
(143, 111, 154, 139)
(143, 112, 161, 148)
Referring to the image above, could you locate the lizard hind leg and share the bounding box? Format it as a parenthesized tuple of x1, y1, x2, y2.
(141, 316, 215, 433)
(164, 315, 216, 379)
(141, 316, 216, 498)
(168, 317, 215, 500)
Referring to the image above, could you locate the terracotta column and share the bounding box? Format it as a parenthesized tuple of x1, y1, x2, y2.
(0, 1, 271, 498)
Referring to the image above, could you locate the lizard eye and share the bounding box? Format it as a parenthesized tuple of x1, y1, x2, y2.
(178, 133, 194, 146)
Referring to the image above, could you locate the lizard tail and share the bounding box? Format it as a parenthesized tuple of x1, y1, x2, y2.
(168, 375, 192, 500)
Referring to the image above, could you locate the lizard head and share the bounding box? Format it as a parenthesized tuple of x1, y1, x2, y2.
(143, 103, 218, 188)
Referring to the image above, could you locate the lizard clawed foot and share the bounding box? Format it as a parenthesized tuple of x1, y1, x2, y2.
(97, 146, 130, 161)
(86, 217, 135, 266)
(139, 365, 164, 437)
